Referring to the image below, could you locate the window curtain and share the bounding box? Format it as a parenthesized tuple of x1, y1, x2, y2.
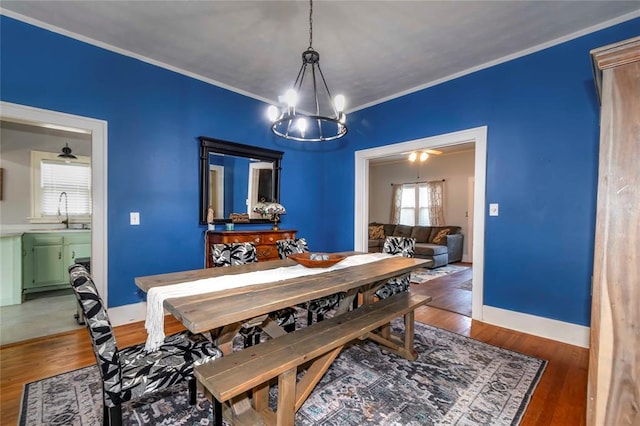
(389, 184, 403, 224)
(425, 180, 445, 226)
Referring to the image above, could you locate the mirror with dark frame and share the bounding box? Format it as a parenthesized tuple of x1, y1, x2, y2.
(199, 136, 283, 224)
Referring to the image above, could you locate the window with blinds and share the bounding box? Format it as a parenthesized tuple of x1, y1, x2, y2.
(40, 160, 92, 216)
(30, 150, 92, 221)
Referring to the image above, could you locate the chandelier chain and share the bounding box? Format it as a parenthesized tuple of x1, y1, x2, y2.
(308, 0, 313, 49)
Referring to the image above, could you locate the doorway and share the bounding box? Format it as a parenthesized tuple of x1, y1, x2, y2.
(354, 126, 487, 320)
(0, 102, 107, 344)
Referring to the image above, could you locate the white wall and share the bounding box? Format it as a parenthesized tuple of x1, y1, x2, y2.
(0, 121, 91, 226)
(369, 149, 475, 258)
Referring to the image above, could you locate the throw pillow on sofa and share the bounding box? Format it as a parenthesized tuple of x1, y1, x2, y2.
(368, 225, 385, 239)
(432, 229, 450, 245)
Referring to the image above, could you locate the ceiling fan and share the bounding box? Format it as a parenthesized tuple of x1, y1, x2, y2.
(407, 149, 442, 162)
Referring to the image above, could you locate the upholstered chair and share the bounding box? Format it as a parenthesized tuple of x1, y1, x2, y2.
(277, 238, 344, 326)
(211, 242, 258, 267)
(211, 242, 296, 347)
(375, 236, 416, 299)
(276, 238, 309, 259)
(68, 264, 222, 426)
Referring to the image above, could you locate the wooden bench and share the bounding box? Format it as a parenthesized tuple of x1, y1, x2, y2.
(195, 292, 431, 426)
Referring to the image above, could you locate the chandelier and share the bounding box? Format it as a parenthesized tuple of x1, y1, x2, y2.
(267, 0, 347, 142)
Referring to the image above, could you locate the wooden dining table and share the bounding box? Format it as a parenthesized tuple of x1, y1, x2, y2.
(135, 252, 432, 354)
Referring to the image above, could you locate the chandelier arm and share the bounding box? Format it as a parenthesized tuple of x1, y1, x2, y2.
(316, 63, 339, 117)
(285, 118, 294, 138)
(293, 61, 306, 91)
(311, 64, 320, 116)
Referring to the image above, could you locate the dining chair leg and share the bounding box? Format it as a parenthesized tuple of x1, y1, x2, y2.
(104, 403, 122, 426)
(317, 313, 325, 322)
(214, 399, 223, 426)
(307, 310, 313, 326)
(189, 378, 197, 405)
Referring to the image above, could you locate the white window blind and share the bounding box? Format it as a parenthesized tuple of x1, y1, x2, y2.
(399, 185, 416, 225)
(40, 160, 92, 216)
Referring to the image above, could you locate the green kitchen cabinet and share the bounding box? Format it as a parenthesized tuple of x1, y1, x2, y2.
(22, 232, 91, 296)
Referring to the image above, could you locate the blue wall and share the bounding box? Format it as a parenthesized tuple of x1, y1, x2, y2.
(2, 14, 638, 325)
(325, 19, 639, 326)
(0, 16, 329, 307)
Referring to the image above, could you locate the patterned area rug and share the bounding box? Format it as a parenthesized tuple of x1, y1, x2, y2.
(456, 279, 473, 291)
(20, 321, 546, 426)
(410, 264, 469, 284)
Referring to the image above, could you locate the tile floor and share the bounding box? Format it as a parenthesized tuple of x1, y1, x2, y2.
(0, 292, 83, 345)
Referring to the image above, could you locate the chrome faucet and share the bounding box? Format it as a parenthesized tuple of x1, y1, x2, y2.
(57, 191, 69, 229)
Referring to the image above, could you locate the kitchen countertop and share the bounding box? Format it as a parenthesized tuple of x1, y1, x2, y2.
(1, 227, 90, 237)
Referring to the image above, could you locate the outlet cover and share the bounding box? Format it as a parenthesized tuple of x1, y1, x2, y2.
(130, 212, 140, 225)
(489, 203, 499, 216)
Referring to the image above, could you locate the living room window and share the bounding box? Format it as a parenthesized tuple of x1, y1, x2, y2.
(398, 180, 444, 226)
(31, 150, 92, 222)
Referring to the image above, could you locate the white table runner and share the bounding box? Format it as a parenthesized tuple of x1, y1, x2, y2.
(145, 253, 393, 351)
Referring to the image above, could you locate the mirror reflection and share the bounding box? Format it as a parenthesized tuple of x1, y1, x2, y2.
(207, 153, 274, 219)
(199, 137, 283, 224)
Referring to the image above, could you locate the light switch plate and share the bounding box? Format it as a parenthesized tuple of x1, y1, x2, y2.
(130, 212, 140, 225)
(489, 203, 499, 216)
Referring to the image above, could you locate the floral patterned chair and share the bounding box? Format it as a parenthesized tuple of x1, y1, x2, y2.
(211, 242, 259, 267)
(212, 242, 296, 347)
(375, 236, 417, 299)
(276, 238, 344, 326)
(68, 264, 222, 426)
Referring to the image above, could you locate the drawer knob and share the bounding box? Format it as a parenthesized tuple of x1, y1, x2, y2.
(269, 237, 273, 242)
(255, 237, 261, 243)
(233, 239, 239, 243)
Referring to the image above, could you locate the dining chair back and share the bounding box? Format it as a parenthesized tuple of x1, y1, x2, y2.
(376, 236, 417, 299)
(211, 242, 295, 346)
(69, 264, 222, 426)
(211, 242, 258, 267)
(277, 237, 343, 325)
(276, 238, 309, 259)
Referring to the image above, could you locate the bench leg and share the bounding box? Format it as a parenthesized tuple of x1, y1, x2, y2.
(404, 310, 416, 357)
(252, 380, 270, 413)
(277, 368, 297, 426)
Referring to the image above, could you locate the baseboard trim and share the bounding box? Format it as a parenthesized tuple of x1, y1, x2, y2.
(482, 305, 590, 348)
(108, 302, 147, 327)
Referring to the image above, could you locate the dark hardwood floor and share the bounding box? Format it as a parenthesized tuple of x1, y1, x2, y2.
(0, 271, 588, 425)
(414, 262, 473, 316)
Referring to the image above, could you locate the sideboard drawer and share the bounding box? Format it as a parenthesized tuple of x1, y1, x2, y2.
(205, 229, 297, 267)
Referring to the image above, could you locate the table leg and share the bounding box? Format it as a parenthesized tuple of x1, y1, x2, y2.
(212, 323, 242, 355)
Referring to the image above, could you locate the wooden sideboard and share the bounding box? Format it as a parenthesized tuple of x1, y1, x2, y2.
(205, 229, 297, 267)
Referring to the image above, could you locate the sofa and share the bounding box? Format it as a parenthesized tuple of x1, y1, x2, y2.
(368, 223, 463, 269)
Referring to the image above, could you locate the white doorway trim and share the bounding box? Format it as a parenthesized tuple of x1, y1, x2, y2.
(1, 101, 109, 305)
(209, 164, 224, 219)
(466, 177, 475, 263)
(354, 126, 487, 321)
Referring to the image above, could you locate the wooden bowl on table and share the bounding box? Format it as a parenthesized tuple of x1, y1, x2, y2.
(288, 253, 346, 268)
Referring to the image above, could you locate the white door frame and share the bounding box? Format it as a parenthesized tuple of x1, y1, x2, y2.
(209, 164, 224, 219)
(247, 161, 273, 216)
(354, 126, 487, 320)
(466, 176, 475, 263)
(1, 102, 109, 304)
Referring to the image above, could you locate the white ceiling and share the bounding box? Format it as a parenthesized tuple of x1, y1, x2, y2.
(2, 1, 639, 112)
